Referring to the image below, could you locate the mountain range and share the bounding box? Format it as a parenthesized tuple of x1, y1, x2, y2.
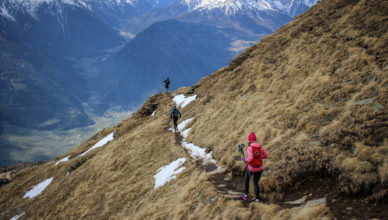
(94, 0, 318, 111)
(0, 0, 386, 218)
(0, 0, 318, 165)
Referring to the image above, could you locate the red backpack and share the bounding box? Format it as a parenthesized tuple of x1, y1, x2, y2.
(249, 146, 262, 168)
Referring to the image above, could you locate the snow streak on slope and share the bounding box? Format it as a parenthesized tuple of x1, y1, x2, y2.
(169, 95, 220, 166)
(181, 142, 217, 164)
(154, 158, 186, 189)
(55, 155, 70, 165)
(23, 177, 54, 199)
(177, 118, 194, 131)
(79, 132, 114, 156)
(10, 212, 25, 220)
(173, 94, 197, 108)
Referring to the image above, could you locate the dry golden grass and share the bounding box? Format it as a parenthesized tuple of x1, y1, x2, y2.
(0, 0, 387, 219)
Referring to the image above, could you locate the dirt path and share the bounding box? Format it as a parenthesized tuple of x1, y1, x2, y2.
(167, 120, 388, 219)
(167, 124, 252, 206)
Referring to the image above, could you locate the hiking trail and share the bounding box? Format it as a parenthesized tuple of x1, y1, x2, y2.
(166, 94, 388, 218)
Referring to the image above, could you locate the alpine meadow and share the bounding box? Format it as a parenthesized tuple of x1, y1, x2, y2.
(0, 0, 387, 219)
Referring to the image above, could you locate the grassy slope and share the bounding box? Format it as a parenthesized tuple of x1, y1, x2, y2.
(0, 0, 387, 219)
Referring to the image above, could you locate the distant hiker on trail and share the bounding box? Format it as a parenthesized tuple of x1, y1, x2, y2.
(241, 131, 268, 203)
(164, 77, 170, 93)
(170, 105, 181, 132)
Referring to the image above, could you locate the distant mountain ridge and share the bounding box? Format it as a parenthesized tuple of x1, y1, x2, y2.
(123, 0, 318, 34)
(0, 0, 319, 128)
(0, 0, 124, 131)
(0, 0, 318, 165)
(0, 0, 153, 29)
(97, 0, 318, 110)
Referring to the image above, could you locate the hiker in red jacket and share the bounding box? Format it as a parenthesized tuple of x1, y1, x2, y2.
(241, 131, 268, 203)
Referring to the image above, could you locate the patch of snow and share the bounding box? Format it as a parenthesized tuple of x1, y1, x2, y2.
(10, 212, 25, 220)
(23, 177, 54, 199)
(229, 40, 256, 53)
(154, 158, 186, 189)
(181, 128, 191, 139)
(55, 155, 70, 165)
(177, 118, 194, 131)
(79, 132, 114, 157)
(173, 94, 197, 108)
(182, 141, 216, 163)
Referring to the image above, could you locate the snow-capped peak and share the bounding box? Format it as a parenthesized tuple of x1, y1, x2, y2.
(180, 0, 318, 15)
(3, 0, 56, 19)
(182, 0, 274, 14)
(267, 0, 318, 16)
(0, 0, 138, 21)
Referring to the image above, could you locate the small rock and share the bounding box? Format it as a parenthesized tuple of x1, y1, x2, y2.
(352, 98, 375, 105)
(372, 103, 383, 111)
(305, 198, 326, 207)
(224, 194, 241, 199)
(334, 68, 343, 74)
(286, 196, 307, 205)
(346, 207, 353, 211)
(227, 190, 242, 195)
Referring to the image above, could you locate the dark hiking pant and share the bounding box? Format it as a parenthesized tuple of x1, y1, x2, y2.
(244, 168, 263, 200)
(172, 117, 178, 130)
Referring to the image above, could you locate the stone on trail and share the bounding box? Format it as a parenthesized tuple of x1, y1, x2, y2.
(285, 195, 307, 205)
(304, 197, 326, 207)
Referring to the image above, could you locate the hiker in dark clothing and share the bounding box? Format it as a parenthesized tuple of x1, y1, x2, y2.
(170, 106, 181, 132)
(241, 132, 268, 203)
(164, 77, 170, 93)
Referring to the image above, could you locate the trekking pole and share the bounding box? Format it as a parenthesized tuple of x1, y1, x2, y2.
(238, 144, 245, 158)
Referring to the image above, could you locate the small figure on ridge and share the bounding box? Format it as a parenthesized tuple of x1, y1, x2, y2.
(164, 77, 170, 93)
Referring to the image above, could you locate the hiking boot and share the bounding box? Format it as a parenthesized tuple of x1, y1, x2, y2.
(241, 194, 247, 201)
(255, 199, 260, 203)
